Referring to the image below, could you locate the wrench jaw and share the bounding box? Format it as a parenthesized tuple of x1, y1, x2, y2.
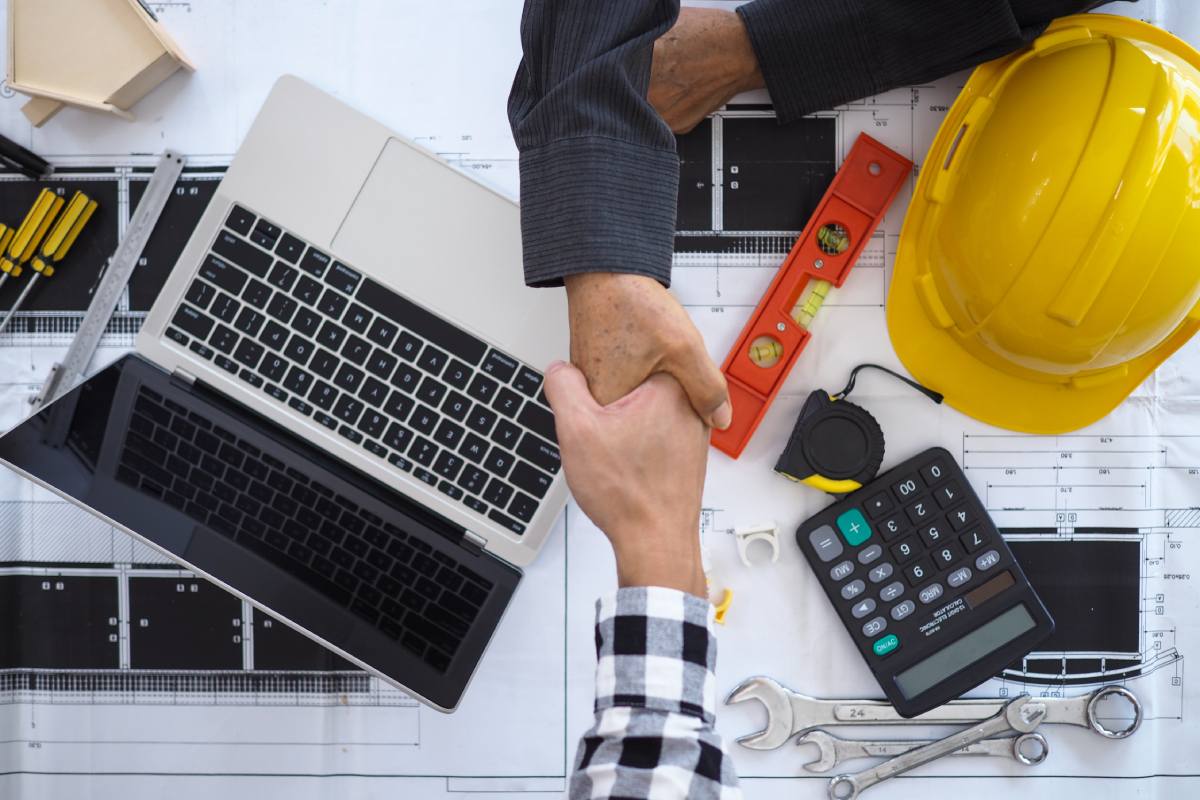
(1005, 696, 1048, 734)
(796, 731, 839, 773)
(725, 676, 797, 750)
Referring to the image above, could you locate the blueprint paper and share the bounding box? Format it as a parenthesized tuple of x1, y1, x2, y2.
(0, 0, 1196, 798)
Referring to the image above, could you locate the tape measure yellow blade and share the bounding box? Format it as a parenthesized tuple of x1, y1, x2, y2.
(32, 191, 97, 277)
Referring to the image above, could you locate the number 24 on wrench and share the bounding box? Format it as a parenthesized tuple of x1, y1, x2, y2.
(725, 676, 1142, 749)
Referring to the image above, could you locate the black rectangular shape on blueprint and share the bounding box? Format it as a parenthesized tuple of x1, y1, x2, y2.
(722, 117, 836, 232)
(0, 177, 120, 314)
(1008, 539, 1141, 654)
(253, 612, 357, 671)
(0, 575, 120, 669)
(675, 118, 712, 231)
(129, 173, 222, 311)
(128, 575, 244, 670)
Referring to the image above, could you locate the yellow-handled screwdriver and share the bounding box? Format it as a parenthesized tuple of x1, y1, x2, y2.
(0, 189, 64, 281)
(0, 190, 93, 336)
(0, 224, 18, 294)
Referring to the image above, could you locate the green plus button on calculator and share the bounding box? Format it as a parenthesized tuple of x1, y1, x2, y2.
(795, 447, 1054, 717)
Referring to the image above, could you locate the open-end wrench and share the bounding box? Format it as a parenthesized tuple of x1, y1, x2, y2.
(725, 676, 1141, 749)
(797, 729, 1049, 773)
(827, 695, 1046, 799)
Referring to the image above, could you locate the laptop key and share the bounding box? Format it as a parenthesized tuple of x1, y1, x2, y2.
(517, 402, 558, 444)
(275, 232, 305, 264)
(314, 411, 337, 430)
(467, 373, 498, 404)
(258, 354, 288, 382)
(211, 234, 270, 279)
(509, 492, 538, 523)
(367, 317, 399, 348)
(392, 363, 421, 393)
(491, 419, 522, 450)
(334, 395, 364, 425)
(481, 350, 518, 383)
(309, 349, 339, 379)
(172, 304, 213, 339)
(366, 349, 397, 380)
(434, 419, 464, 449)
(241, 277, 272, 308)
(416, 376, 447, 406)
(327, 261, 362, 295)
(234, 307, 266, 337)
(463, 496, 488, 515)
(338, 425, 364, 445)
(358, 278, 487, 366)
(434, 451, 464, 481)
(317, 289, 348, 319)
(239, 369, 264, 389)
(293, 274, 323, 305)
(438, 480, 464, 501)
(441, 391, 470, 421)
(389, 453, 414, 472)
(344, 303, 372, 334)
(186, 279, 216, 309)
(211, 293, 240, 323)
(458, 465, 488, 495)
(209, 325, 239, 354)
(394, 331, 422, 362)
(459, 433, 489, 464)
(293, 307, 322, 338)
(410, 437, 438, 467)
(165, 327, 189, 347)
(417, 346, 448, 376)
(234, 339, 264, 369)
(268, 261, 298, 291)
(284, 366, 314, 395)
(264, 384, 288, 402)
(283, 335, 314, 366)
(444, 360, 472, 390)
(513, 367, 544, 397)
(359, 376, 389, 407)
(511, 460, 552, 499)
(259, 320, 289, 351)
(266, 293, 298, 324)
(225, 205, 255, 236)
(466, 406, 497, 436)
(342, 335, 372, 366)
(488, 508, 526, 536)
(315, 320, 346, 351)
(288, 397, 314, 417)
(299, 248, 331, 278)
(384, 391, 414, 422)
(358, 410, 388, 438)
(334, 363, 364, 393)
(483, 447, 514, 478)
(309, 381, 339, 410)
(516, 433, 561, 474)
(252, 218, 282, 250)
(492, 387, 523, 418)
(410, 405, 438, 435)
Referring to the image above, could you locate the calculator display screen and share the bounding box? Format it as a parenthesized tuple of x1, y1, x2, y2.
(894, 604, 1036, 700)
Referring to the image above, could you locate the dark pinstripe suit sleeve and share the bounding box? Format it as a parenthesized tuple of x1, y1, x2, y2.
(508, 1, 681, 288)
(737, 0, 1116, 124)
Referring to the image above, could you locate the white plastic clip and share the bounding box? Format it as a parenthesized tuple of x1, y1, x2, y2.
(734, 522, 780, 567)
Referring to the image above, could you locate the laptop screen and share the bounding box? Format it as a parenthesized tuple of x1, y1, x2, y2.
(0, 355, 519, 711)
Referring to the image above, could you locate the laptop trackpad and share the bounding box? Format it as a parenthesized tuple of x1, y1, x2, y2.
(330, 138, 567, 367)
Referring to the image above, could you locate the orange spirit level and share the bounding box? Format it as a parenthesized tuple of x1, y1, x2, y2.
(711, 134, 912, 459)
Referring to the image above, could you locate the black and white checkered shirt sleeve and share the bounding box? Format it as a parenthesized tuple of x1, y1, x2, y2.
(570, 587, 742, 799)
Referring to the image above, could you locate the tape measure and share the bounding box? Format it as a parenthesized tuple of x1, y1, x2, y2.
(711, 134, 912, 459)
(775, 365, 942, 495)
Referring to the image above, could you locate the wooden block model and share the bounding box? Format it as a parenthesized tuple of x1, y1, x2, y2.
(7, 0, 195, 127)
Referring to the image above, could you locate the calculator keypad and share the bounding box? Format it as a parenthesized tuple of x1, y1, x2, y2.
(798, 450, 1016, 667)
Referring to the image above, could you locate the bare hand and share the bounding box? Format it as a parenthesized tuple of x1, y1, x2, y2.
(545, 363, 709, 597)
(564, 272, 731, 430)
(649, 7, 764, 134)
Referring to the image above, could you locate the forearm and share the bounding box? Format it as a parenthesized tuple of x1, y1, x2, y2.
(570, 587, 740, 799)
(737, 0, 1118, 124)
(509, 0, 682, 288)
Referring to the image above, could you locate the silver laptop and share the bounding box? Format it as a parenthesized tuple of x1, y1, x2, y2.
(0, 75, 569, 711)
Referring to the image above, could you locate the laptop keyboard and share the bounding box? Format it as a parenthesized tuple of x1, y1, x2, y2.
(117, 385, 496, 673)
(164, 204, 561, 537)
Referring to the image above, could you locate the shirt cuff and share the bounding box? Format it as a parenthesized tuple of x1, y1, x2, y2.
(518, 137, 679, 288)
(592, 586, 718, 724)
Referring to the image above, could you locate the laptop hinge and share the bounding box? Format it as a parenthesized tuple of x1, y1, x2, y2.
(461, 529, 487, 555)
(170, 368, 197, 389)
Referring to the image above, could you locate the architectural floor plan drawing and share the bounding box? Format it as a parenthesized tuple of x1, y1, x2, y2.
(0, 0, 1198, 798)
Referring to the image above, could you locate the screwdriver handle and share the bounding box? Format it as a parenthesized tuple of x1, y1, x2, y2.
(31, 190, 97, 278)
(1, 189, 64, 277)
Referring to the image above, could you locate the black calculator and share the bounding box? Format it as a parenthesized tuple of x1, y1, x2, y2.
(795, 447, 1053, 717)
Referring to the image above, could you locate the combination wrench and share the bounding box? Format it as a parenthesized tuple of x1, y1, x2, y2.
(827, 695, 1046, 799)
(725, 675, 1141, 749)
(796, 728, 1048, 773)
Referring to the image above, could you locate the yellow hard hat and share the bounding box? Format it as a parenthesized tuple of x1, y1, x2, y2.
(888, 14, 1200, 433)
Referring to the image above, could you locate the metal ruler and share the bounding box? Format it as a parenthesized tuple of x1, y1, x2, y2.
(31, 151, 186, 413)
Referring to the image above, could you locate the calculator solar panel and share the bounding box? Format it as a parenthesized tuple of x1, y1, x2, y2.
(795, 447, 1053, 716)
